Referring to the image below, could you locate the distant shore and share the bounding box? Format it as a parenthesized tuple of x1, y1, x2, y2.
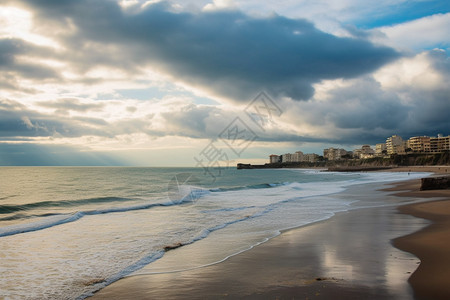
(238, 151, 450, 170)
(237, 163, 450, 174)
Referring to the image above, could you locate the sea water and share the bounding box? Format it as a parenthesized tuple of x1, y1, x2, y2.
(0, 167, 428, 299)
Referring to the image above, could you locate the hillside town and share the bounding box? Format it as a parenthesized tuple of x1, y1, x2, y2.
(269, 134, 450, 164)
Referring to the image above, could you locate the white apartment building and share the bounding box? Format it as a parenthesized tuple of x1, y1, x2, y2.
(430, 134, 450, 152)
(408, 136, 431, 152)
(353, 145, 374, 158)
(323, 148, 348, 160)
(269, 155, 280, 164)
(386, 135, 405, 155)
(375, 143, 387, 156)
(271, 150, 318, 163)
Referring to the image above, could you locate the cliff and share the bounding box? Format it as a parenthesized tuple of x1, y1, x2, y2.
(237, 152, 450, 170)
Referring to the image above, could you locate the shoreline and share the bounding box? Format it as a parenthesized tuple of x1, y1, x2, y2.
(91, 172, 450, 299)
(389, 183, 450, 300)
(387, 165, 450, 174)
(379, 172, 450, 299)
(394, 200, 450, 300)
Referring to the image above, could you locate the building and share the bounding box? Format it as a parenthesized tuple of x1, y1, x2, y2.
(430, 134, 450, 152)
(281, 153, 295, 163)
(303, 153, 319, 163)
(353, 145, 375, 159)
(294, 151, 304, 162)
(271, 150, 318, 163)
(269, 155, 280, 164)
(270, 133, 448, 164)
(361, 145, 374, 154)
(353, 149, 362, 159)
(323, 148, 348, 161)
(386, 135, 405, 155)
(408, 136, 431, 153)
(375, 143, 387, 156)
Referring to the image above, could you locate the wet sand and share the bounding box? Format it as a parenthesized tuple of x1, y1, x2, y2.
(390, 165, 450, 174)
(91, 178, 447, 300)
(389, 179, 450, 300)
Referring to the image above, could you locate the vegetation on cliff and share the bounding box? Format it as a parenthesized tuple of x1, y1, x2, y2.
(237, 152, 450, 169)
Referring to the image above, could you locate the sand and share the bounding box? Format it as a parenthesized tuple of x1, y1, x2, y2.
(380, 174, 450, 300)
(90, 175, 450, 300)
(390, 165, 450, 174)
(93, 203, 423, 299)
(89, 167, 450, 299)
(393, 198, 450, 299)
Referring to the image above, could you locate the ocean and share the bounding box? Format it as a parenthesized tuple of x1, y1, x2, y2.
(0, 167, 428, 299)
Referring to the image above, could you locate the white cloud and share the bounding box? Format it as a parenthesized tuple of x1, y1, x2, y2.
(21, 116, 34, 129)
(374, 13, 450, 52)
(374, 50, 446, 92)
(118, 0, 140, 9)
(289, 49, 450, 141)
(1, 0, 449, 166)
(203, 0, 236, 12)
(0, 6, 60, 48)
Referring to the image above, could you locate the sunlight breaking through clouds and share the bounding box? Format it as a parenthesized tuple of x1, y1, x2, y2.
(0, 0, 449, 166)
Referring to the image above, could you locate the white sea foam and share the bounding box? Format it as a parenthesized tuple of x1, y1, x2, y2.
(0, 212, 84, 237)
(0, 168, 432, 299)
(0, 186, 212, 238)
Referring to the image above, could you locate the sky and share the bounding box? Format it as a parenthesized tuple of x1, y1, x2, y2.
(0, 0, 449, 166)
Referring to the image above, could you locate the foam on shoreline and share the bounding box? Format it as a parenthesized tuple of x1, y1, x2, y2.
(92, 178, 433, 300)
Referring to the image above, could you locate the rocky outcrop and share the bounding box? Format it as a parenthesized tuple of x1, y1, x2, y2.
(237, 163, 268, 169)
(420, 176, 450, 190)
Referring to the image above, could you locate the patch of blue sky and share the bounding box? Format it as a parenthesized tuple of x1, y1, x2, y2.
(117, 87, 219, 105)
(353, 0, 450, 29)
(423, 42, 450, 52)
(117, 86, 168, 100)
(192, 97, 219, 105)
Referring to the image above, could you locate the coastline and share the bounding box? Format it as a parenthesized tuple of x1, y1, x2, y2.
(91, 172, 450, 300)
(390, 183, 450, 300)
(387, 165, 450, 174)
(368, 168, 450, 300)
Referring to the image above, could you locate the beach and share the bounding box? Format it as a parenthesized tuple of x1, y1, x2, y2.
(387, 166, 450, 174)
(390, 180, 450, 300)
(92, 167, 450, 300)
(2, 167, 447, 299)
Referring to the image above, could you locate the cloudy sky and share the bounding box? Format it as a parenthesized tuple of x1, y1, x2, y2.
(0, 0, 449, 166)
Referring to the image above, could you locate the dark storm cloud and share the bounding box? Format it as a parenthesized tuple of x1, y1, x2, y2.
(404, 88, 450, 136)
(159, 104, 227, 138)
(407, 50, 450, 135)
(0, 99, 109, 138)
(289, 52, 450, 145)
(0, 99, 158, 140)
(155, 101, 338, 143)
(0, 38, 59, 79)
(0, 38, 28, 65)
(324, 78, 409, 130)
(18, 0, 399, 101)
(5, 1, 447, 150)
(387, 51, 450, 139)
